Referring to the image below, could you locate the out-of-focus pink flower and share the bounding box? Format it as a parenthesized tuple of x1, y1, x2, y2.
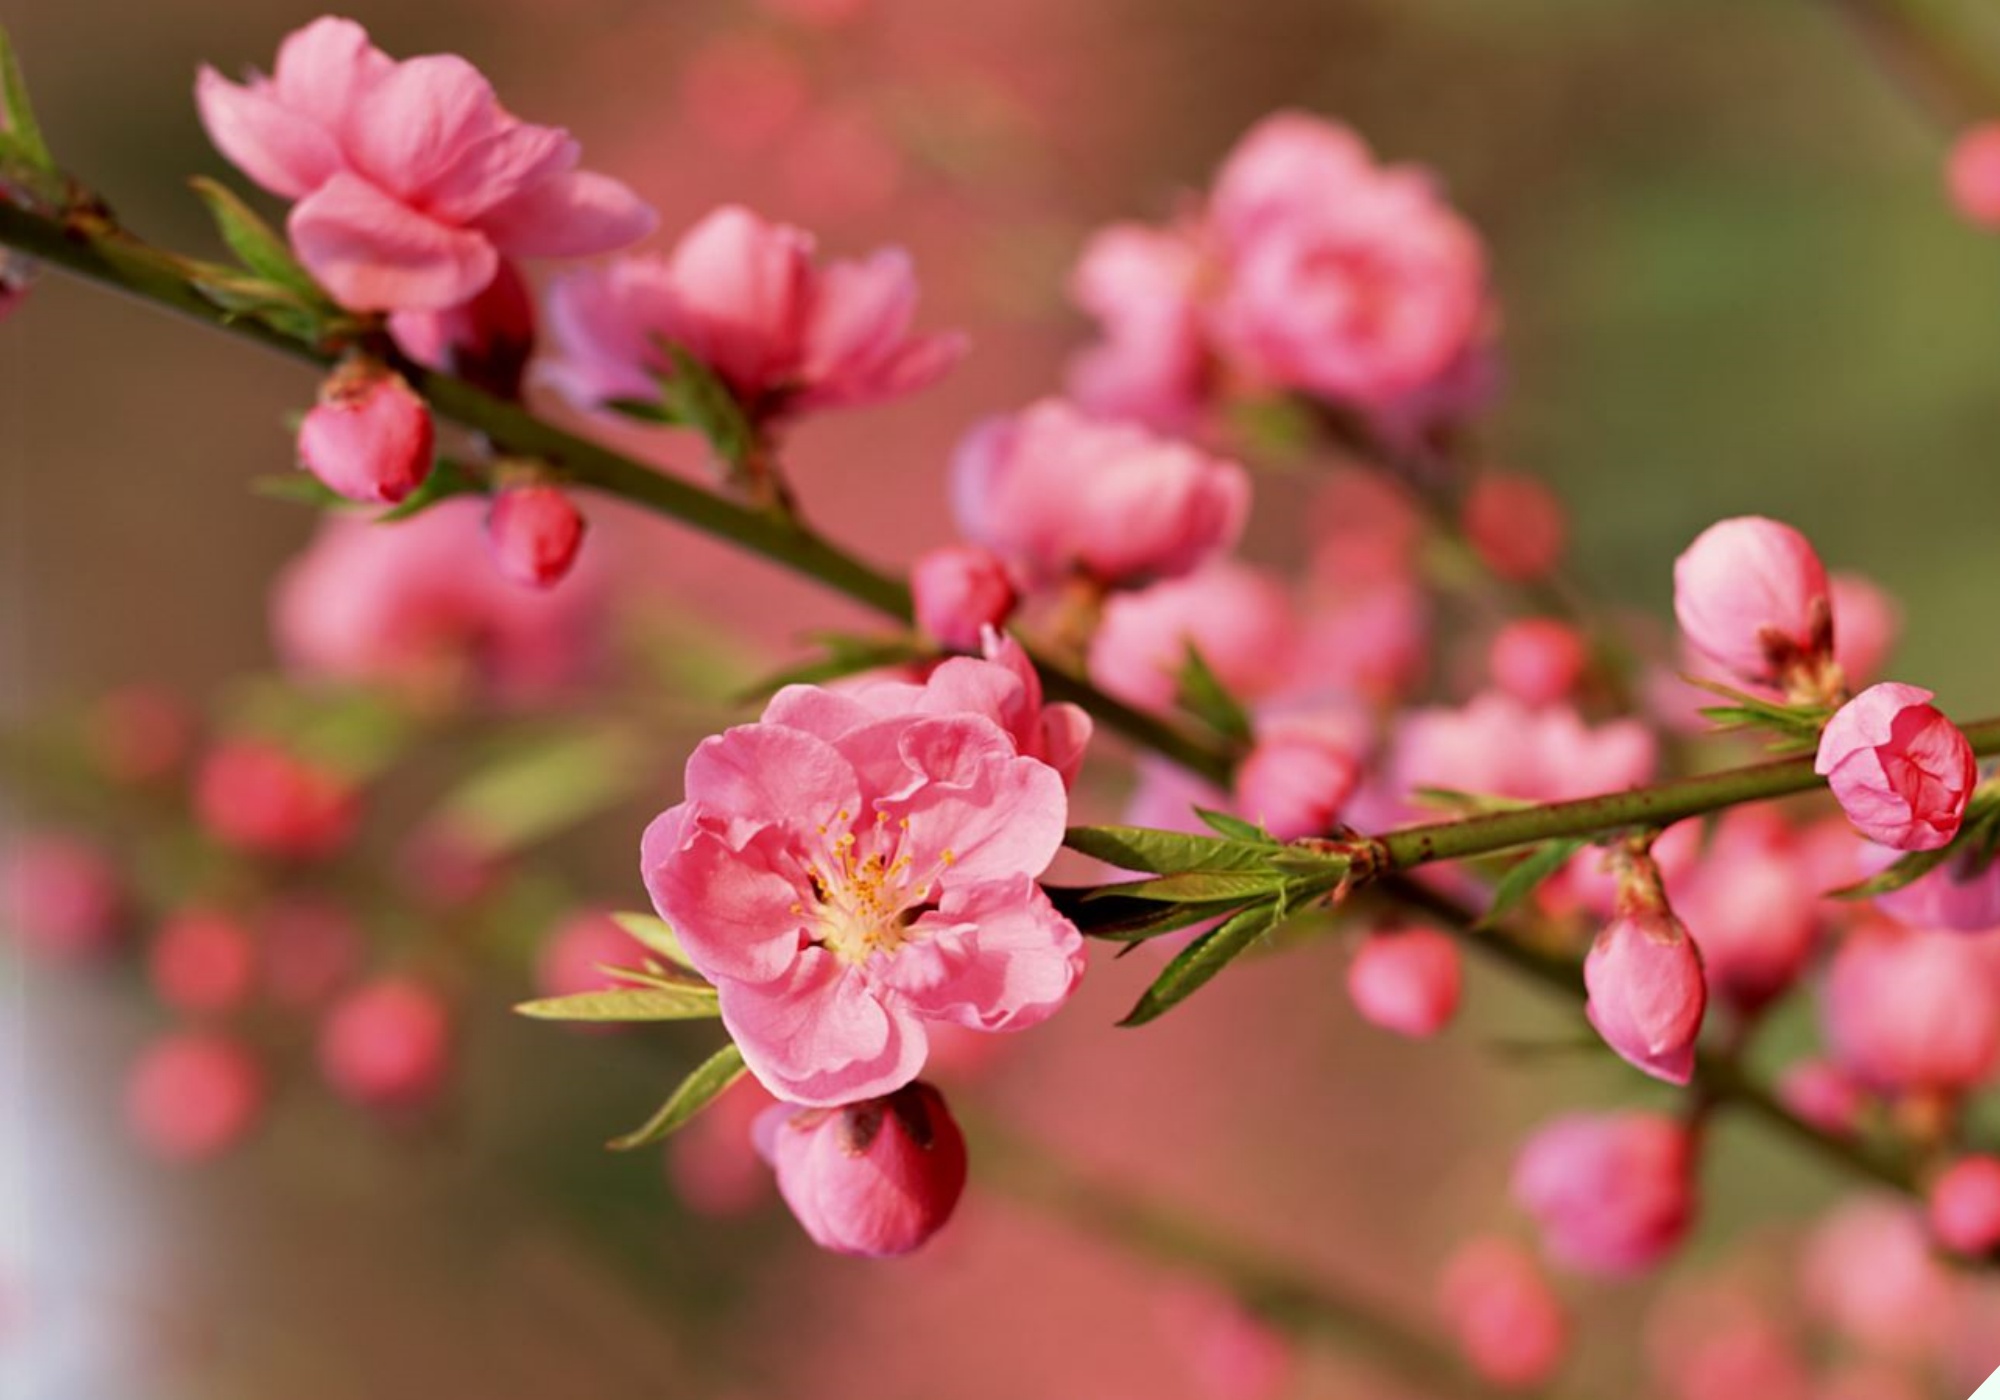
(1392, 691, 1655, 807)
(755, 1081, 967, 1257)
(667, 1076, 776, 1218)
(1822, 927, 2000, 1093)
(1584, 898, 1707, 1085)
(318, 977, 453, 1112)
(1672, 517, 1832, 690)
(533, 908, 640, 1000)
(1438, 1237, 1569, 1390)
(1512, 1112, 1694, 1276)
(1155, 1285, 1296, 1400)
(1309, 468, 1428, 589)
(1646, 1282, 1810, 1400)
(1816, 683, 1976, 852)
(676, 33, 809, 157)
(542, 205, 963, 423)
(1801, 1198, 1959, 1359)
(1776, 1058, 1867, 1136)
(388, 260, 536, 399)
(261, 897, 362, 1009)
(1929, 1155, 2000, 1257)
(1207, 113, 1486, 409)
(911, 545, 1016, 652)
(486, 484, 586, 589)
(951, 400, 1249, 589)
(1066, 222, 1210, 431)
(1676, 811, 1819, 1013)
(1087, 562, 1295, 714)
(1947, 122, 2000, 229)
(1874, 846, 2000, 933)
(88, 685, 195, 784)
(273, 498, 606, 705)
(194, 739, 359, 861)
(296, 360, 434, 505)
(1233, 721, 1360, 841)
(642, 680, 1083, 1107)
(1346, 928, 1462, 1038)
(1, 833, 124, 962)
(1462, 473, 1565, 583)
(196, 17, 654, 311)
(1829, 572, 1900, 688)
(1489, 618, 1588, 706)
(125, 1031, 266, 1163)
(149, 907, 258, 1016)
(1287, 577, 1431, 705)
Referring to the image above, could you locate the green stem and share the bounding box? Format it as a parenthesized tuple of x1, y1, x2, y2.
(1817, 0, 2000, 125)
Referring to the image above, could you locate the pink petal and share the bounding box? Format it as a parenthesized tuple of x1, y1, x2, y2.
(879, 718, 1067, 883)
(269, 16, 394, 133)
(682, 722, 863, 836)
(289, 173, 500, 312)
(642, 814, 810, 986)
(718, 950, 927, 1106)
(889, 876, 1084, 1031)
(342, 54, 509, 205)
(195, 67, 345, 200)
(478, 170, 659, 257)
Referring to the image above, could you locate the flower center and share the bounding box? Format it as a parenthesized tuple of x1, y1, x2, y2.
(803, 809, 953, 965)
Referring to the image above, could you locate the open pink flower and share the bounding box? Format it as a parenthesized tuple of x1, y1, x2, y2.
(196, 17, 654, 311)
(541, 205, 963, 422)
(643, 682, 1084, 1107)
(1816, 683, 1976, 852)
(1065, 221, 1211, 431)
(1391, 691, 1655, 808)
(1087, 562, 1296, 713)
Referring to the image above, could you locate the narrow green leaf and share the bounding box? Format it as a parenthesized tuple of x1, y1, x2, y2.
(1825, 842, 1961, 900)
(0, 25, 54, 172)
(1090, 870, 1288, 904)
(607, 1042, 747, 1150)
(1193, 808, 1274, 844)
(610, 911, 699, 972)
(732, 636, 930, 704)
(1045, 885, 1248, 941)
(428, 728, 652, 858)
(1479, 837, 1588, 929)
(1175, 644, 1253, 744)
(659, 342, 754, 468)
(1120, 899, 1284, 1026)
(375, 458, 480, 522)
(189, 177, 323, 298)
(1063, 825, 1275, 876)
(605, 395, 675, 425)
(252, 472, 349, 509)
(516, 982, 719, 1022)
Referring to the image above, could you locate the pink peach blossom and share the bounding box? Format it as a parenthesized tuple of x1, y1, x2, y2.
(1346, 928, 1462, 1038)
(1087, 562, 1296, 714)
(149, 907, 258, 1015)
(1287, 577, 1431, 705)
(1512, 1112, 1694, 1276)
(1947, 122, 2000, 229)
(1816, 682, 1976, 852)
(125, 1031, 267, 1163)
(642, 682, 1083, 1106)
(1489, 618, 1588, 706)
(194, 738, 359, 861)
(319, 977, 454, 1112)
(910, 545, 1016, 653)
(1066, 221, 1211, 430)
(1821, 926, 2000, 1093)
(1308, 468, 1427, 591)
(542, 205, 963, 422)
(1233, 721, 1361, 841)
(1676, 811, 1820, 1013)
(1673, 516, 1831, 688)
(296, 360, 434, 504)
(1462, 472, 1566, 583)
(486, 484, 586, 589)
(1801, 1198, 1960, 1359)
(1438, 1237, 1569, 1390)
(196, 17, 654, 311)
(755, 1081, 967, 1257)
(1929, 1155, 2000, 1257)
(1391, 691, 1655, 808)
(950, 399, 1250, 589)
(1584, 902, 1708, 1085)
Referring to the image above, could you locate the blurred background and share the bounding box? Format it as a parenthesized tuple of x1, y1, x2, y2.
(5, 0, 2000, 1396)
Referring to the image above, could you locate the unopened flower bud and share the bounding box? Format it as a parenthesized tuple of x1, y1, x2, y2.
(1583, 856, 1707, 1085)
(125, 1031, 266, 1163)
(487, 483, 586, 588)
(1439, 1237, 1570, 1390)
(1462, 472, 1565, 583)
(1947, 122, 2000, 229)
(756, 1080, 968, 1257)
(1816, 683, 1975, 852)
(1673, 516, 1831, 691)
(1776, 1058, 1867, 1136)
(911, 544, 1016, 652)
(1928, 1155, 2000, 1257)
(149, 907, 258, 1015)
(1512, 1111, 1695, 1276)
(194, 738, 360, 861)
(1346, 928, 1462, 1038)
(1822, 927, 2000, 1093)
(297, 359, 435, 504)
(318, 977, 453, 1112)
(1489, 617, 1588, 706)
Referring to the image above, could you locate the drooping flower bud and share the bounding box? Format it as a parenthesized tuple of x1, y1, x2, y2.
(125, 1031, 267, 1163)
(1345, 928, 1462, 1038)
(755, 1080, 968, 1257)
(318, 977, 453, 1112)
(1816, 683, 1976, 852)
(1512, 1111, 1695, 1276)
(1462, 472, 1566, 583)
(487, 484, 586, 589)
(1947, 122, 2000, 229)
(1583, 852, 1707, 1085)
(297, 358, 435, 504)
(910, 544, 1017, 652)
(1673, 516, 1832, 691)
(1928, 1155, 2000, 1257)
(148, 907, 258, 1015)
(1233, 721, 1361, 841)
(1821, 927, 2000, 1094)
(1489, 617, 1588, 706)
(193, 738, 360, 861)
(1438, 1237, 1570, 1390)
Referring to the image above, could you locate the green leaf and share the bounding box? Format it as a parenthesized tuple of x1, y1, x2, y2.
(605, 396, 675, 425)
(1825, 842, 1961, 900)
(1479, 837, 1588, 929)
(252, 472, 349, 509)
(375, 458, 480, 522)
(0, 25, 54, 174)
(1175, 644, 1253, 744)
(659, 343, 755, 469)
(516, 982, 719, 1022)
(1120, 899, 1284, 1026)
(1193, 808, 1274, 843)
(189, 177, 324, 300)
(1045, 885, 1249, 941)
(610, 911, 699, 972)
(732, 635, 930, 704)
(188, 266, 329, 342)
(1091, 870, 1288, 904)
(607, 1042, 747, 1151)
(428, 728, 652, 858)
(1062, 825, 1277, 877)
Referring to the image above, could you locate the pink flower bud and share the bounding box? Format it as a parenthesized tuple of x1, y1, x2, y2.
(1801, 1199, 1957, 1359)
(1947, 122, 2000, 229)
(1233, 723, 1360, 841)
(125, 1031, 266, 1163)
(1816, 683, 1976, 852)
(1929, 1155, 2000, 1257)
(1676, 813, 1819, 1013)
(1346, 928, 1462, 1038)
(1087, 562, 1296, 714)
(148, 907, 258, 1016)
(910, 545, 1017, 652)
(1462, 473, 1566, 583)
(1438, 1237, 1569, 1390)
(1830, 571, 1900, 688)
(1776, 1058, 1867, 1136)
(318, 977, 453, 1113)
(1, 833, 124, 962)
(1822, 927, 2000, 1093)
(1672, 516, 1831, 688)
(1489, 618, 1588, 706)
(297, 361, 435, 505)
(261, 897, 362, 1009)
(1512, 1112, 1695, 1276)
(487, 484, 586, 589)
(1583, 895, 1707, 1085)
(534, 909, 641, 1000)
(194, 739, 360, 861)
(755, 1081, 968, 1257)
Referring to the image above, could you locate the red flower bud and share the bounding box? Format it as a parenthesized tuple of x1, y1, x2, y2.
(125, 1031, 267, 1163)
(297, 360, 435, 504)
(487, 484, 586, 588)
(318, 977, 453, 1112)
